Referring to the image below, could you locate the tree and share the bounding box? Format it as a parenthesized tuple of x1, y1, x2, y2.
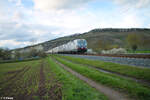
(138, 34, 150, 49)
(38, 50, 47, 58)
(28, 48, 47, 58)
(29, 48, 39, 57)
(132, 44, 137, 52)
(0, 48, 4, 60)
(15, 51, 21, 59)
(0, 48, 11, 60)
(126, 34, 140, 51)
(0, 48, 3, 57)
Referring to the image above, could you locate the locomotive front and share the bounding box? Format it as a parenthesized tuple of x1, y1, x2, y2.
(77, 39, 87, 53)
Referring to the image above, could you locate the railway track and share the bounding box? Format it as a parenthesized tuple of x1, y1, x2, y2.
(82, 53, 150, 59)
(62, 54, 150, 68)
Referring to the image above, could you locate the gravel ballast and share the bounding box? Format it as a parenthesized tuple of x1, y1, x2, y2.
(63, 54, 150, 68)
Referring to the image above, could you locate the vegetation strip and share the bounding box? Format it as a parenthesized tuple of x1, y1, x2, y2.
(48, 57, 108, 100)
(0, 60, 39, 99)
(38, 61, 46, 100)
(61, 57, 150, 87)
(58, 55, 150, 82)
(0, 59, 63, 100)
(0, 66, 31, 97)
(0, 57, 40, 64)
(52, 57, 130, 100)
(36, 60, 62, 100)
(0, 66, 26, 85)
(53, 56, 150, 100)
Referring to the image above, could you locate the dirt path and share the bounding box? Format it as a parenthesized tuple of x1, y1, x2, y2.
(37, 61, 62, 100)
(54, 59, 132, 100)
(63, 58, 150, 87)
(38, 61, 46, 100)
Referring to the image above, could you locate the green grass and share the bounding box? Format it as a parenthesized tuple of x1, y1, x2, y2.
(57, 55, 150, 82)
(47, 57, 108, 100)
(54, 56, 150, 100)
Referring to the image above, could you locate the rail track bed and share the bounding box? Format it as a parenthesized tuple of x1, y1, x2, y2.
(83, 53, 150, 59)
(63, 54, 150, 68)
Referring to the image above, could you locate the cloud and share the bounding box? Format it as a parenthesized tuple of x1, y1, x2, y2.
(0, 0, 150, 49)
(0, 21, 58, 42)
(33, 0, 92, 11)
(0, 39, 31, 49)
(113, 0, 150, 8)
(114, 13, 143, 28)
(8, 0, 22, 6)
(32, 0, 150, 12)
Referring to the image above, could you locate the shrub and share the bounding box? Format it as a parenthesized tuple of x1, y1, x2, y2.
(101, 48, 127, 54)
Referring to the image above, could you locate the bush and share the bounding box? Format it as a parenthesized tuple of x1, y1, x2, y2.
(13, 49, 47, 59)
(101, 48, 127, 54)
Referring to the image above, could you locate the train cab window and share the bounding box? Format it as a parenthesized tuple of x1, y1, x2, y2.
(77, 40, 87, 47)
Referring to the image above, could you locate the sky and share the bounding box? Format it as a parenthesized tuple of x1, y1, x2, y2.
(0, 0, 150, 49)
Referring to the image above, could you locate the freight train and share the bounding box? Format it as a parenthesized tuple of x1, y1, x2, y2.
(46, 39, 87, 54)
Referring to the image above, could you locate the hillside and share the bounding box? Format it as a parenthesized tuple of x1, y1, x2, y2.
(15, 28, 150, 53)
(40, 28, 150, 52)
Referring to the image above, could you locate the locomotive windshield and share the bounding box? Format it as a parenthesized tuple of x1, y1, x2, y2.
(77, 39, 87, 47)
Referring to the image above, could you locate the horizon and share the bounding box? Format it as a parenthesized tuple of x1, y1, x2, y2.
(0, 0, 150, 49)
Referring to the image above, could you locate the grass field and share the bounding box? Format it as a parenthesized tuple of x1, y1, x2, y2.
(0, 58, 61, 100)
(53, 55, 150, 100)
(57, 55, 150, 82)
(0, 57, 107, 100)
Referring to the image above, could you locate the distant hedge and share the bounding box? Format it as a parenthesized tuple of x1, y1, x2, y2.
(0, 57, 41, 64)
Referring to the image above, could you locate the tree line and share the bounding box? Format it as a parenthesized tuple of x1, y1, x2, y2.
(0, 48, 47, 61)
(13, 48, 47, 60)
(0, 48, 11, 60)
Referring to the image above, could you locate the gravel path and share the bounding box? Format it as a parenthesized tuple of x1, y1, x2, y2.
(54, 58, 132, 100)
(63, 54, 150, 68)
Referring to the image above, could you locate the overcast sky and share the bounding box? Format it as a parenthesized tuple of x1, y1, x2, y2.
(0, 0, 150, 49)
